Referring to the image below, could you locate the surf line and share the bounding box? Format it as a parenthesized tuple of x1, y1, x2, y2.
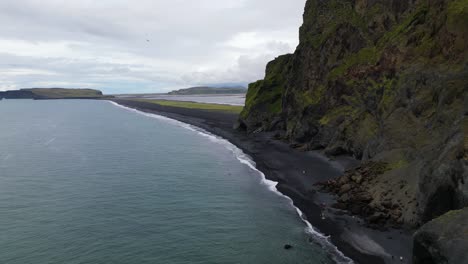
(108, 101, 353, 264)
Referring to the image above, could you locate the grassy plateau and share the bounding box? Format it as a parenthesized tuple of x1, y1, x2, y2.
(134, 99, 244, 114)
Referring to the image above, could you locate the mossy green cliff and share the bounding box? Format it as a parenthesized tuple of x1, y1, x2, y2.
(240, 0, 467, 261)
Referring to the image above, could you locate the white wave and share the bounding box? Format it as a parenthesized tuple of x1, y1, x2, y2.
(108, 101, 354, 264)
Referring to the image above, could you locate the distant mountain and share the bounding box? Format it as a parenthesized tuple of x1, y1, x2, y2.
(168, 86, 246, 95)
(0, 88, 105, 100)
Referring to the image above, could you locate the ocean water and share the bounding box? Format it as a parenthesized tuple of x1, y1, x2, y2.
(0, 100, 346, 264)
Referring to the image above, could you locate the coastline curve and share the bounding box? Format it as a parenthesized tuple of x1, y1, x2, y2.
(108, 101, 353, 264)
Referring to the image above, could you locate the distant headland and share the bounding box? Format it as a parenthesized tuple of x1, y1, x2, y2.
(0, 88, 108, 100)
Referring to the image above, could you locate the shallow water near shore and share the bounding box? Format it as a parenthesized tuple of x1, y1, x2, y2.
(0, 99, 343, 264)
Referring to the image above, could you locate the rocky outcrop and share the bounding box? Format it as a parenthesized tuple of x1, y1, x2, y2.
(239, 0, 467, 229)
(318, 161, 411, 229)
(239, 0, 467, 262)
(240, 54, 293, 132)
(413, 208, 468, 264)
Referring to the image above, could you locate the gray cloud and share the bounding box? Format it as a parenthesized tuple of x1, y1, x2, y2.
(0, 0, 306, 93)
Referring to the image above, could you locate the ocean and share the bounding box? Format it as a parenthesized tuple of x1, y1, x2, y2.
(0, 99, 344, 264)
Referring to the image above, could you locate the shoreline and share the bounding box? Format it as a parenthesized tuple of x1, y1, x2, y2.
(109, 101, 352, 263)
(110, 99, 413, 264)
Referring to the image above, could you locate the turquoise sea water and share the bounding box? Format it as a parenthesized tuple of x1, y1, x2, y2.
(0, 100, 342, 264)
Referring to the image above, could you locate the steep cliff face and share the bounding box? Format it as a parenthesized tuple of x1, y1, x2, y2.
(240, 54, 293, 131)
(240, 0, 467, 229)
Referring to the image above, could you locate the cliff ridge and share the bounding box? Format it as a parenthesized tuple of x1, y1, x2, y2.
(239, 0, 467, 262)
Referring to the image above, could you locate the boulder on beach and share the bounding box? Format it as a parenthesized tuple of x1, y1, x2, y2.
(413, 208, 468, 264)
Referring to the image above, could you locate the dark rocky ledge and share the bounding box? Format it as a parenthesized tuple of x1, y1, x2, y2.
(413, 208, 468, 264)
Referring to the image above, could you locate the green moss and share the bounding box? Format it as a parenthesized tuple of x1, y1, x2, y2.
(378, 78, 398, 114)
(302, 0, 367, 48)
(266, 92, 283, 113)
(414, 34, 436, 57)
(242, 80, 263, 117)
(241, 55, 292, 119)
(378, 4, 429, 46)
(328, 47, 381, 80)
(319, 106, 358, 125)
(355, 113, 379, 142)
(265, 54, 291, 78)
(246, 79, 283, 115)
(296, 85, 326, 109)
(447, 0, 468, 33)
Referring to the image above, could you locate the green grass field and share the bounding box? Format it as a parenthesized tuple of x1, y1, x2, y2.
(136, 99, 244, 113)
(27, 88, 103, 98)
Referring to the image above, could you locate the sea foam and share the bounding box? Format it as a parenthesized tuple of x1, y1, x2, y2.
(109, 101, 353, 264)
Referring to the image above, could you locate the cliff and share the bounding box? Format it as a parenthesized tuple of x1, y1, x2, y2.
(0, 88, 104, 99)
(239, 0, 467, 262)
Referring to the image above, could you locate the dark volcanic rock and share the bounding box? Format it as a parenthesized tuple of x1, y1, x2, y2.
(239, 54, 293, 132)
(240, 0, 467, 229)
(318, 162, 406, 228)
(238, 0, 467, 262)
(413, 208, 468, 264)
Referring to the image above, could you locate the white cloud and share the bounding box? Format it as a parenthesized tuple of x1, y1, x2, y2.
(0, 0, 306, 93)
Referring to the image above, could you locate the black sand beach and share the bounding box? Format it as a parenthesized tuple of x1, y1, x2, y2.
(111, 99, 413, 264)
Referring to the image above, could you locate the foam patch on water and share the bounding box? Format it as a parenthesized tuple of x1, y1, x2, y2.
(109, 101, 354, 264)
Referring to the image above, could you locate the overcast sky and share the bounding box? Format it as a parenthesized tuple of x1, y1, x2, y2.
(0, 0, 306, 93)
